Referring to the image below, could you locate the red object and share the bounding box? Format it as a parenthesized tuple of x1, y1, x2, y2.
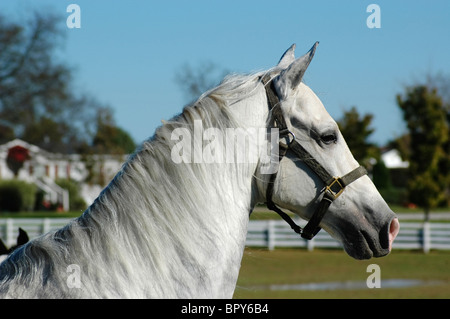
(6, 145, 31, 176)
(7, 146, 30, 163)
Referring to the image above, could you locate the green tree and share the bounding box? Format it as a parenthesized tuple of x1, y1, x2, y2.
(55, 178, 86, 211)
(372, 159, 391, 189)
(396, 85, 449, 219)
(22, 116, 72, 153)
(92, 107, 136, 155)
(0, 122, 15, 144)
(0, 180, 36, 212)
(337, 107, 380, 166)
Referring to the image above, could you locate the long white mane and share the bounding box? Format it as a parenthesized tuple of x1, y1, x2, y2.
(0, 73, 266, 298)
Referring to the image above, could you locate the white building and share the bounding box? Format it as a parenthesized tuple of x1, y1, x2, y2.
(0, 139, 127, 210)
(381, 148, 409, 169)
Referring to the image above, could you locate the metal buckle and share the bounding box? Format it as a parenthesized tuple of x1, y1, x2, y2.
(325, 177, 345, 200)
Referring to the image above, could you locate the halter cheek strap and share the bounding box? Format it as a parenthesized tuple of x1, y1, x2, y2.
(261, 75, 367, 240)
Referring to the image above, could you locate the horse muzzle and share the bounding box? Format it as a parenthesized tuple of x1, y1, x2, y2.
(340, 216, 400, 260)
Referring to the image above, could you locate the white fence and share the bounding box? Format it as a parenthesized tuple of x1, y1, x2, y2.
(0, 218, 73, 247)
(246, 219, 450, 252)
(1, 218, 450, 253)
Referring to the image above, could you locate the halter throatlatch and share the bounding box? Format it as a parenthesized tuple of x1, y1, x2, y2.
(262, 74, 367, 240)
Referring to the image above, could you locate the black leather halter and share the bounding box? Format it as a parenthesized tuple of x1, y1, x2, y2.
(261, 74, 368, 240)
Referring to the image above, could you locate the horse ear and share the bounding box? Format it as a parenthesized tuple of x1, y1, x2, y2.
(17, 228, 29, 246)
(0, 238, 8, 255)
(274, 42, 319, 99)
(277, 44, 296, 69)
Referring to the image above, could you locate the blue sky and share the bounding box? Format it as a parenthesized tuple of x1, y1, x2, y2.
(1, 0, 450, 146)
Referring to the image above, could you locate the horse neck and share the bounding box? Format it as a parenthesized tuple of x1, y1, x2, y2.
(79, 85, 269, 297)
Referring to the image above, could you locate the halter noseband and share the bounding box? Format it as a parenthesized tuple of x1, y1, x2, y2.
(261, 74, 367, 240)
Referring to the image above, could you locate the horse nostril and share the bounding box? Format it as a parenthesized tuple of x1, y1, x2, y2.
(389, 218, 400, 251)
(379, 217, 400, 251)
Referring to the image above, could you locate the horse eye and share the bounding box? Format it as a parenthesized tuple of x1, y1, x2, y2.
(321, 133, 337, 145)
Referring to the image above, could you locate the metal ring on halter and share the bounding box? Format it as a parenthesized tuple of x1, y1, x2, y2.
(279, 128, 296, 146)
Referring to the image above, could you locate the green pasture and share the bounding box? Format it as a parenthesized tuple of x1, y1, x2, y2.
(234, 248, 450, 299)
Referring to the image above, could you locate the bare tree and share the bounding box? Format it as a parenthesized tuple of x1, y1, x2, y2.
(174, 61, 228, 103)
(0, 12, 135, 155)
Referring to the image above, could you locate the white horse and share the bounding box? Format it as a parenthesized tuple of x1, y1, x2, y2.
(0, 43, 399, 298)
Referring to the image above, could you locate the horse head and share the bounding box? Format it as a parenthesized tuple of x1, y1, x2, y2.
(258, 43, 400, 260)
